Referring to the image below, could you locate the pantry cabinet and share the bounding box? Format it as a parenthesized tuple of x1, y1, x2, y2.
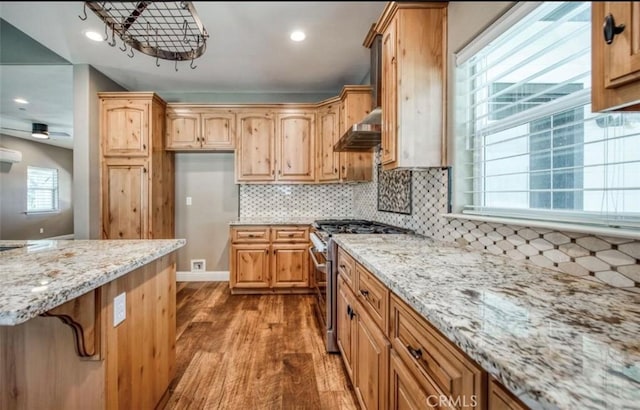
(592, 2, 640, 111)
(376, 2, 447, 169)
(165, 106, 235, 150)
(99, 92, 174, 240)
(229, 225, 312, 293)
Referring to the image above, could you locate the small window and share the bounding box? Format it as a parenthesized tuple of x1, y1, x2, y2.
(27, 166, 59, 213)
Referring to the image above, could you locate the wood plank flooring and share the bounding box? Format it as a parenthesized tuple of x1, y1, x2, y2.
(164, 282, 359, 410)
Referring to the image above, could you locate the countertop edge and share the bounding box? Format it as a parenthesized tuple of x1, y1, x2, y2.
(0, 239, 186, 326)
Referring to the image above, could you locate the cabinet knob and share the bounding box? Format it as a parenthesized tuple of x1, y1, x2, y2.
(406, 345, 423, 360)
(359, 289, 369, 297)
(603, 13, 625, 45)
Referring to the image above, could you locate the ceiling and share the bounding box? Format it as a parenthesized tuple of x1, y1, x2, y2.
(0, 2, 385, 150)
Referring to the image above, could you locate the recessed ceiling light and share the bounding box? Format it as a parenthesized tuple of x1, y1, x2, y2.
(85, 30, 104, 42)
(14, 98, 29, 104)
(290, 30, 306, 42)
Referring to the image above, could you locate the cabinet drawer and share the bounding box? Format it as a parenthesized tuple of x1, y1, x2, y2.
(271, 226, 309, 242)
(231, 227, 270, 243)
(390, 294, 483, 409)
(356, 263, 388, 334)
(337, 247, 356, 289)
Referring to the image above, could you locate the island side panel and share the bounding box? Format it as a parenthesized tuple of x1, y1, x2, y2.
(0, 315, 105, 409)
(103, 253, 176, 410)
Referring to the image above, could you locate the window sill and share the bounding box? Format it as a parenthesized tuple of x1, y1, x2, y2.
(441, 213, 640, 241)
(24, 210, 60, 215)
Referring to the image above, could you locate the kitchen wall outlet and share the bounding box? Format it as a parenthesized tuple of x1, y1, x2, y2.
(113, 292, 126, 327)
(39, 228, 44, 233)
(191, 259, 206, 272)
(186, 196, 192, 206)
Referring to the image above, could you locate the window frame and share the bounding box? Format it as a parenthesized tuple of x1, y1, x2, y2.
(26, 166, 60, 214)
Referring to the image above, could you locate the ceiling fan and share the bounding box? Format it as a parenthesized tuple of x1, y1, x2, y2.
(0, 122, 71, 139)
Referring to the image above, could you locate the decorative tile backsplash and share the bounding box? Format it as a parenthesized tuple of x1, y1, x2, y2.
(377, 166, 412, 214)
(241, 151, 640, 291)
(239, 184, 353, 218)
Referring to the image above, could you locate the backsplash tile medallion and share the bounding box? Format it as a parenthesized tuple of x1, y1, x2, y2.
(377, 165, 412, 214)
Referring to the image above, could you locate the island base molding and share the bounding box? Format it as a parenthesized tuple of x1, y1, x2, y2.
(0, 253, 177, 410)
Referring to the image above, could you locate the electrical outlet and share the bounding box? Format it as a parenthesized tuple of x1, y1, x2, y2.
(113, 292, 126, 327)
(186, 196, 192, 206)
(39, 228, 44, 233)
(191, 259, 205, 272)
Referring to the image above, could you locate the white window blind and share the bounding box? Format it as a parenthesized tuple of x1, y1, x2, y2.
(27, 166, 59, 212)
(457, 2, 640, 229)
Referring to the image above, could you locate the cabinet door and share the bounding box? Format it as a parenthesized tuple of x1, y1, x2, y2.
(166, 111, 200, 149)
(271, 243, 309, 288)
(381, 17, 398, 167)
(102, 161, 149, 239)
(355, 306, 390, 410)
(236, 112, 276, 181)
(277, 112, 315, 182)
(230, 243, 271, 288)
(391, 350, 451, 410)
(488, 378, 527, 410)
(340, 90, 373, 182)
(317, 104, 341, 182)
(337, 275, 357, 382)
(604, 2, 640, 88)
(101, 99, 149, 157)
(202, 111, 235, 150)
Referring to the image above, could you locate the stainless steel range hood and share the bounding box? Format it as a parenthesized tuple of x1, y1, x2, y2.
(333, 108, 381, 152)
(334, 33, 382, 152)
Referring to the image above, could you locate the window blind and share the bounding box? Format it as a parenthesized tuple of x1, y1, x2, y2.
(27, 166, 59, 212)
(457, 2, 640, 229)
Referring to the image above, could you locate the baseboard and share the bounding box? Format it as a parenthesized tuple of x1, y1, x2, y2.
(176, 271, 229, 282)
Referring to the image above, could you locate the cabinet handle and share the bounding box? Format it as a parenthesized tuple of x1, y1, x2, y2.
(334, 168, 338, 174)
(348, 305, 356, 320)
(272, 170, 275, 176)
(248, 234, 255, 238)
(359, 289, 369, 297)
(143, 144, 147, 150)
(603, 13, 625, 45)
(347, 305, 352, 316)
(339, 264, 346, 269)
(287, 233, 294, 237)
(143, 167, 147, 173)
(406, 345, 423, 360)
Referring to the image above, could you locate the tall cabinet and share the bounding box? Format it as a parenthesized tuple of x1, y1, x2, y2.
(376, 2, 447, 170)
(99, 92, 175, 239)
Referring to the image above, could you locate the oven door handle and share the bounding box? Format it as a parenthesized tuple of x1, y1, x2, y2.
(308, 246, 327, 274)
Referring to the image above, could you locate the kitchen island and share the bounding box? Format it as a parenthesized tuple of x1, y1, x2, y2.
(0, 239, 185, 410)
(332, 234, 640, 410)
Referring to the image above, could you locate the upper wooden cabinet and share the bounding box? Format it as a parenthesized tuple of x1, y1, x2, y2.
(99, 92, 174, 240)
(166, 106, 235, 150)
(236, 109, 315, 183)
(236, 110, 277, 182)
(339, 86, 374, 182)
(592, 2, 640, 111)
(101, 98, 150, 157)
(376, 2, 447, 170)
(316, 101, 342, 182)
(276, 111, 315, 182)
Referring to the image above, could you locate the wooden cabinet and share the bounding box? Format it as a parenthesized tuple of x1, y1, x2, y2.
(166, 106, 235, 150)
(236, 110, 277, 182)
(337, 274, 358, 381)
(337, 246, 356, 289)
(377, 2, 447, 169)
(355, 298, 390, 410)
(356, 263, 389, 334)
(339, 86, 374, 181)
(592, 2, 640, 111)
(316, 101, 342, 182)
(99, 92, 174, 240)
(391, 349, 451, 410)
(276, 111, 315, 182)
(488, 378, 527, 410)
(229, 225, 312, 293)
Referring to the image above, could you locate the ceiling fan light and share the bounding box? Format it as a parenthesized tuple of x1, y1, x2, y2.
(31, 123, 49, 139)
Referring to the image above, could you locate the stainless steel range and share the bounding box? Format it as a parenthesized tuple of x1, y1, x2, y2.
(309, 219, 412, 353)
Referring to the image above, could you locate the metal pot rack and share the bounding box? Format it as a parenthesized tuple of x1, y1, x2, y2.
(79, 1, 209, 71)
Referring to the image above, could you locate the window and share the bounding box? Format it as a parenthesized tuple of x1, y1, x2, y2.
(27, 166, 59, 212)
(457, 2, 640, 229)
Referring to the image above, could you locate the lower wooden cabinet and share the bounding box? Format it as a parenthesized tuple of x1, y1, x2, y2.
(102, 160, 148, 239)
(337, 275, 357, 381)
(488, 378, 527, 410)
(229, 225, 311, 293)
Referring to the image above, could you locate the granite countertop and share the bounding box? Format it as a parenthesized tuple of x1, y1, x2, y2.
(331, 234, 640, 410)
(229, 216, 352, 226)
(0, 239, 185, 326)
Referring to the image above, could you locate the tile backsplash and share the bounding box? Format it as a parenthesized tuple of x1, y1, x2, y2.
(240, 151, 640, 292)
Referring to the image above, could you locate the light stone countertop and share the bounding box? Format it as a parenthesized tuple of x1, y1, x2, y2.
(0, 239, 185, 326)
(331, 234, 640, 410)
(229, 216, 353, 226)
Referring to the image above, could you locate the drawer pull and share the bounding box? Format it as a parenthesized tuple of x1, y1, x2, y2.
(288, 233, 294, 237)
(348, 306, 356, 320)
(339, 264, 346, 269)
(248, 234, 255, 238)
(359, 289, 369, 297)
(407, 345, 423, 360)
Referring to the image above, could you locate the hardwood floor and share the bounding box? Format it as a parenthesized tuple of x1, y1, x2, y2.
(164, 282, 359, 410)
